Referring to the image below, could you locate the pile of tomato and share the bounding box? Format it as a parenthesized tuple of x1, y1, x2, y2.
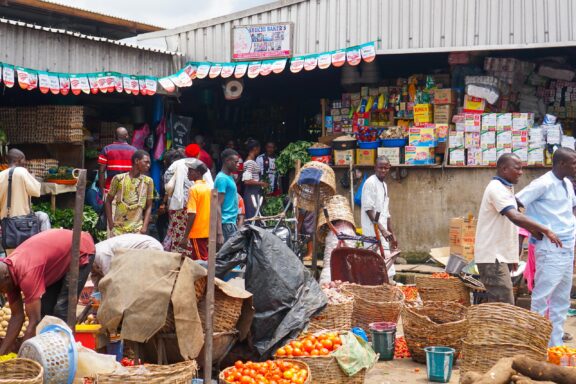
(222, 360, 308, 384)
(399, 286, 419, 301)
(394, 336, 411, 359)
(431, 272, 451, 279)
(275, 332, 342, 358)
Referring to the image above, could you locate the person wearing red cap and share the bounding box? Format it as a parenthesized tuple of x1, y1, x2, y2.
(185, 143, 213, 170)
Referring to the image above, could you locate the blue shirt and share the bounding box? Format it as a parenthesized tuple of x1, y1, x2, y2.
(214, 172, 238, 224)
(516, 171, 576, 249)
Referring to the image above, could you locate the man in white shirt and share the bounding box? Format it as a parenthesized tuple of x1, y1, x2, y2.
(361, 156, 397, 279)
(475, 153, 561, 305)
(516, 148, 576, 346)
(92, 233, 163, 289)
(0, 150, 50, 243)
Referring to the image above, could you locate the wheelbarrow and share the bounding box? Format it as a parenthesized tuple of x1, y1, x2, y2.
(323, 209, 399, 285)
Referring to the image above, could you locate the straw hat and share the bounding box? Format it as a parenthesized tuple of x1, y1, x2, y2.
(317, 194, 356, 243)
(289, 161, 336, 212)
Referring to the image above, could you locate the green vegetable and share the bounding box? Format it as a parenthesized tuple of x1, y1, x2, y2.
(33, 203, 106, 242)
(261, 195, 285, 217)
(275, 141, 312, 175)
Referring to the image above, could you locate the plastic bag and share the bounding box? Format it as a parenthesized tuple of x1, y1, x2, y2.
(74, 344, 121, 383)
(353, 174, 367, 207)
(215, 225, 327, 357)
(332, 332, 378, 376)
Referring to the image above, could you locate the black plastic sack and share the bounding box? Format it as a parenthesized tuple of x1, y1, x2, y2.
(216, 225, 327, 357)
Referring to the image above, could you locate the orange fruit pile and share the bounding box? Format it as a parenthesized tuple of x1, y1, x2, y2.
(275, 332, 342, 358)
(222, 360, 308, 384)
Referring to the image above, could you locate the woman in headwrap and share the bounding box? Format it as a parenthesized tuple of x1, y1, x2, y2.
(163, 152, 213, 257)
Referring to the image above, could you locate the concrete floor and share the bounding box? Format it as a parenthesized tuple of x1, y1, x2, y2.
(364, 313, 576, 384)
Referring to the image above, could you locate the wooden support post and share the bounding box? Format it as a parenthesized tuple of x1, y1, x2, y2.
(67, 169, 87, 329)
(320, 99, 327, 137)
(50, 193, 56, 214)
(204, 189, 219, 382)
(349, 161, 354, 212)
(311, 187, 320, 276)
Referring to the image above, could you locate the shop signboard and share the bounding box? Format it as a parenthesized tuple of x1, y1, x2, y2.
(232, 23, 293, 61)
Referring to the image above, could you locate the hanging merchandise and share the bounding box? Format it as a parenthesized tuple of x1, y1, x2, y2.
(272, 59, 287, 74)
(234, 62, 248, 78)
(304, 55, 318, 71)
(360, 42, 376, 63)
(70, 74, 82, 95)
(209, 63, 223, 79)
(105, 72, 116, 92)
(196, 63, 211, 79)
(184, 63, 198, 80)
(153, 117, 167, 160)
(332, 49, 347, 67)
(3, 64, 14, 88)
(16, 67, 31, 89)
(122, 75, 132, 94)
(290, 56, 304, 73)
(132, 123, 150, 150)
(38, 71, 50, 94)
(88, 74, 99, 94)
(50, 72, 61, 94)
(97, 73, 108, 93)
(59, 74, 70, 95)
(138, 76, 148, 95)
(259, 60, 273, 76)
(79, 75, 90, 94)
(145, 77, 157, 96)
(0, 64, 2, 83)
(129, 75, 140, 95)
(28, 71, 38, 91)
(221, 63, 235, 78)
(347, 46, 362, 66)
(158, 77, 176, 93)
(114, 74, 123, 93)
(318, 52, 332, 70)
(247, 61, 261, 79)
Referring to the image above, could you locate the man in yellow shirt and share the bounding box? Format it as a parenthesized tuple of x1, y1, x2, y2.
(179, 160, 211, 260)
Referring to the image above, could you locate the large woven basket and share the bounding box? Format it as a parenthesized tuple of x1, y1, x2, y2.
(198, 330, 239, 367)
(465, 303, 552, 351)
(415, 275, 471, 306)
(316, 195, 356, 243)
(0, 358, 44, 384)
(292, 354, 365, 384)
(460, 340, 546, 376)
(402, 301, 468, 363)
(341, 284, 404, 339)
(220, 359, 311, 384)
(97, 360, 197, 384)
(308, 295, 354, 332)
(290, 161, 336, 212)
(199, 288, 243, 333)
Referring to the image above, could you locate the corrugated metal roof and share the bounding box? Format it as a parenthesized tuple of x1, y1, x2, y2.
(137, 0, 576, 62)
(0, 17, 183, 77)
(0, 18, 180, 55)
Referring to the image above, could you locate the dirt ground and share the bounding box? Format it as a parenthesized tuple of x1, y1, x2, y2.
(364, 314, 576, 384)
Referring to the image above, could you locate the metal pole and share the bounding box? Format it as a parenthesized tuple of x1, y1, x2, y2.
(204, 189, 219, 382)
(67, 169, 87, 329)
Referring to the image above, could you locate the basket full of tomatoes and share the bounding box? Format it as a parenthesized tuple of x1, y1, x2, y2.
(220, 359, 310, 384)
(274, 332, 366, 384)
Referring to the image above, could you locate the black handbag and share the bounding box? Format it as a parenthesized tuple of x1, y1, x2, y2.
(1, 168, 40, 249)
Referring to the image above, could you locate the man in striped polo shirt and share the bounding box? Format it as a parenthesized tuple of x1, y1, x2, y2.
(98, 127, 137, 193)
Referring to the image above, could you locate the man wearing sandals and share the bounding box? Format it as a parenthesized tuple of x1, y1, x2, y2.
(475, 153, 561, 305)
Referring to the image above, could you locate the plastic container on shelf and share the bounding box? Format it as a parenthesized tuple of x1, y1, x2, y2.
(307, 147, 332, 156)
(357, 140, 380, 149)
(332, 138, 357, 150)
(381, 138, 408, 147)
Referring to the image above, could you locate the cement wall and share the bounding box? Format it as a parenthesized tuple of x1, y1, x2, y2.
(333, 167, 548, 254)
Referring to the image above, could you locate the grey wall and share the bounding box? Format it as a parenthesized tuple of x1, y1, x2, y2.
(333, 167, 548, 253)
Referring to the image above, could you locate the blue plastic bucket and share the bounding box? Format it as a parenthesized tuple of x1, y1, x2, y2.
(424, 346, 455, 383)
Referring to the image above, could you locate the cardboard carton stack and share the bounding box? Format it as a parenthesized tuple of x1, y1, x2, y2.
(449, 216, 477, 261)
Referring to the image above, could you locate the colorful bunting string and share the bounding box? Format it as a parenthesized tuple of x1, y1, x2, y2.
(0, 42, 376, 96)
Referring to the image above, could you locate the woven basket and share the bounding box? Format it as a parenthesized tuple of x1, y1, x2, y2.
(402, 301, 468, 363)
(415, 275, 471, 306)
(0, 358, 44, 384)
(341, 284, 404, 339)
(97, 360, 197, 384)
(220, 359, 311, 384)
(199, 288, 243, 333)
(316, 195, 356, 243)
(460, 340, 546, 376)
(465, 303, 552, 351)
(198, 330, 239, 367)
(292, 354, 365, 384)
(53, 127, 84, 143)
(308, 295, 354, 332)
(290, 161, 336, 212)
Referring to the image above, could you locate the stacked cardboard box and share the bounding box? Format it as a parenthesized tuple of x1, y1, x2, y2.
(449, 217, 477, 261)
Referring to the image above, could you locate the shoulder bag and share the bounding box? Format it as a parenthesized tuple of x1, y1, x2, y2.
(1, 168, 40, 249)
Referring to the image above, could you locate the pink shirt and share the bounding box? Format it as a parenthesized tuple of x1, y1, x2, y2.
(3, 229, 95, 304)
